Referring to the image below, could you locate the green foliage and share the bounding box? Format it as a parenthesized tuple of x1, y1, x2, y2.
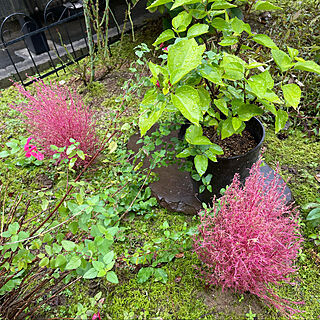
(139, 0, 320, 183)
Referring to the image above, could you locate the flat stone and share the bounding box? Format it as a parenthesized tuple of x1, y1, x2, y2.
(128, 132, 292, 215)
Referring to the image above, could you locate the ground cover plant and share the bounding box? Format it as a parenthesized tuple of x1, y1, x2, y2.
(1, 0, 320, 319)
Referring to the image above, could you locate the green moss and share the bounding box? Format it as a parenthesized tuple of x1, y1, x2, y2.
(103, 252, 209, 319)
(264, 127, 320, 206)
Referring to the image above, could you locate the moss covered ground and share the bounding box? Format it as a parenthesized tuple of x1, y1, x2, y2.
(1, 1, 320, 319)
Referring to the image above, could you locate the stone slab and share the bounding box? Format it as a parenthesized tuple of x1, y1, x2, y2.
(128, 132, 292, 215)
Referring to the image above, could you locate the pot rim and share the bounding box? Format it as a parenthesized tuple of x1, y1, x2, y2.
(217, 117, 265, 160)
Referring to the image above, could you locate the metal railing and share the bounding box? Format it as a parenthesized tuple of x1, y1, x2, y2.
(0, 0, 123, 87)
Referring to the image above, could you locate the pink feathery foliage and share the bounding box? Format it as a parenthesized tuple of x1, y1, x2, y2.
(193, 159, 303, 318)
(11, 80, 99, 164)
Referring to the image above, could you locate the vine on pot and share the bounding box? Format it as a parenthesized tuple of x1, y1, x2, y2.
(139, 0, 320, 192)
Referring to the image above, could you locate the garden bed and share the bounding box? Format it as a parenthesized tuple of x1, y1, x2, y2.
(1, 1, 320, 319)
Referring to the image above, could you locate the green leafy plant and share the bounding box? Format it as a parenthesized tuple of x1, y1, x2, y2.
(0, 74, 160, 319)
(139, 0, 320, 185)
(304, 198, 320, 224)
(51, 138, 86, 169)
(245, 307, 256, 320)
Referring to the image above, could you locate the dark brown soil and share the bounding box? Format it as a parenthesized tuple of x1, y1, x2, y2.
(203, 127, 257, 158)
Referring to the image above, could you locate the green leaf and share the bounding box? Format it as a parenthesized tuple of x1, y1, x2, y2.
(153, 29, 175, 46)
(287, 46, 299, 59)
(221, 118, 235, 139)
(259, 70, 274, 90)
(236, 104, 263, 121)
(187, 23, 209, 38)
(168, 38, 205, 84)
(176, 148, 192, 158)
(230, 17, 251, 35)
(219, 37, 238, 46)
(198, 87, 211, 114)
(139, 90, 166, 136)
(209, 144, 224, 155)
(214, 98, 229, 116)
(92, 261, 105, 271)
(107, 271, 119, 284)
(210, 1, 236, 9)
(263, 90, 281, 103)
(271, 49, 294, 72)
(137, 267, 154, 283)
(171, 0, 199, 10)
(172, 11, 192, 32)
(66, 144, 76, 155)
(232, 117, 242, 131)
(83, 268, 98, 279)
(39, 257, 49, 267)
(202, 174, 213, 185)
(261, 100, 277, 115)
(247, 74, 267, 98)
(0, 151, 10, 158)
(148, 61, 166, 79)
(211, 17, 230, 31)
(147, 0, 172, 9)
(55, 254, 67, 268)
(97, 269, 107, 277)
(171, 85, 202, 125)
(294, 60, 320, 74)
(77, 150, 85, 160)
(69, 157, 77, 169)
(254, 1, 282, 10)
(65, 256, 81, 270)
(221, 53, 245, 80)
(105, 261, 115, 271)
(246, 61, 266, 69)
(61, 240, 76, 251)
(282, 84, 301, 109)
(189, 8, 208, 19)
(275, 109, 288, 133)
(103, 251, 115, 265)
(205, 145, 223, 161)
(194, 155, 208, 177)
(306, 208, 320, 221)
(252, 34, 278, 49)
(198, 64, 224, 86)
(154, 268, 168, 283)
(185, 125, 212, 145)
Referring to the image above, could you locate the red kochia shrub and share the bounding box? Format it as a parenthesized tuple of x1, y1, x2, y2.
(193, 160, 303, 318)
(12, 80, 99, 164)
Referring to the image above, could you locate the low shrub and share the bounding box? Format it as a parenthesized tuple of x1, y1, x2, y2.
(193, 159, 303, 317)
(11, 80, 99, 164)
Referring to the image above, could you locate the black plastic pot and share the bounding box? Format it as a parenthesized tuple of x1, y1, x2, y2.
(193, 117, 265, 203)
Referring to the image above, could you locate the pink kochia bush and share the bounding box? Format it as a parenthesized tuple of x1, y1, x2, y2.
(12, 80, 99, 164)
(193, 159, 303, 318)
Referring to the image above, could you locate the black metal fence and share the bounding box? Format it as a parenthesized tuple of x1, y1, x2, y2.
(0, 0, 127, 87)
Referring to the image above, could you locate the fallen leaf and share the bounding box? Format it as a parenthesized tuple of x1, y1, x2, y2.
(175, 253, 184, 258)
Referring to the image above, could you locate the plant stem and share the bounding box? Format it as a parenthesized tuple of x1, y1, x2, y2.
(83, 0, 95, 82)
